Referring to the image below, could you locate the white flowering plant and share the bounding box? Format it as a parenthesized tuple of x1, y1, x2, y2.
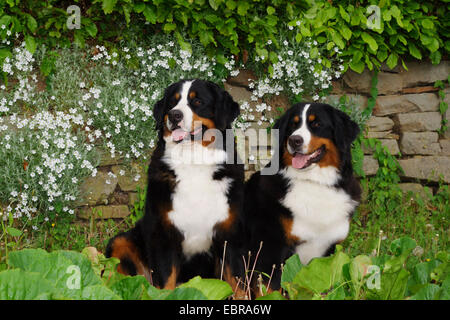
(235, 26, 344, 130)
(0, 111, 98, 229)
(0, 34, 239, 232)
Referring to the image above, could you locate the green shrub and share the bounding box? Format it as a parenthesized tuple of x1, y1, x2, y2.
(289, 0, 449, 73)
(1, 1, 448, 76)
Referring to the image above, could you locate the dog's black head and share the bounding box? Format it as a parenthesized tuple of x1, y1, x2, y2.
(273, 102, 359, 177)
(153, 79, 240, 143)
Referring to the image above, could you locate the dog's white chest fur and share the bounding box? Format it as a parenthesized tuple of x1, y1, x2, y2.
(281, 167, 357, 265)
(164, 143, 230, 258)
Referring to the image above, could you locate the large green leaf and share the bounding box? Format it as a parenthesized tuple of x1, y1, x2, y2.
(281, 254, 302, 286)
(110, 276, 151, 300)
(291, 251, 350, 295)
(8, 249, 106, 300)
(256, 291, 287, 300)
(390, 237, 416, 259)
(81, 285, 121, 300)
(102, 0, 118, 14)
(410, 284, 441, 300)
(165, 287, 208, 300)
(361, 32, 378, 51)
(0, 269, 58, 300)
(179, 276, 233, 300)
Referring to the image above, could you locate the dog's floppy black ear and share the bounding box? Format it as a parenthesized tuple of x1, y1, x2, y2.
(215, 87, 240, 130)
(272, 108, 291, 156)
(329, 106, 360, 151)
(152, 97, 166, 130)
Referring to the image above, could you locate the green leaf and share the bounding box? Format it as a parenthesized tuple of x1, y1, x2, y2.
(390, 237, 416, 258)
(110, 276, 150, 300)
(310, 47, 319, 58)
(377, 47, 388, 62)
(340, 25, 352, 41)
(256, 291, 287, 300)
(6, 227, 22, 237)
(361, 32, 378, 51)
(0, 15, 12, 28)
(349, 59, 365, 73)
(26, 14, 37, 33)
(24, 35, 36, 54)
(281, 254, 302, 285)
(430, 51, 442, 65)
(226, 0, 236, 10)
(408, 43, 422, 59)
(237, 1, 250, 16)
(133, 3, 145, 13)
(165, 287, 208, 300)
(143, 5, 157, 24)
(209, 0, 222, 11)
(84, 22, 98, 37)
(292, 251, 350, 294)
(300, 23, 311, 37)
(8, 249, 104, 300)
(410, 284, 441, 300)
(339, 5, 350, 23)
(0, 269, 58, 300)
(81, 285, 121, 300)
(267, 6, 275, 15)
(330, 29, 345, 49)
(163, 23, 176, 32)
(386, 52, 398, 69)
(179, 276, 233, 300)
(421, 19, 434, 30)
(350, 255, 372, 284)
(102, 0, 118, 14)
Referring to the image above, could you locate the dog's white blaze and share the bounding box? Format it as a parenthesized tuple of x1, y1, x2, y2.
(288, 103, 311, 154)
(163, 143, 230, 259)
(281, 166, 357, 265)
(167, 80, 194, 132)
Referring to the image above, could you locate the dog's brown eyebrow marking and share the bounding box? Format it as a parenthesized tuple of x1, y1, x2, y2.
(189, 91, 196, 99)
(308, 114, 316, 122)
(293, 115, 300, 123)
(175, 92, 180, 100)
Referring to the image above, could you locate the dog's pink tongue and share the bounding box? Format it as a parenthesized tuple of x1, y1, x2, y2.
(172, 128, 188, 142)
(292, 154, 309, 169)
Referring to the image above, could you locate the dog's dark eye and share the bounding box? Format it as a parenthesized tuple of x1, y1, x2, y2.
(192, 98, 202, 106)
(310, 120, 320, 128)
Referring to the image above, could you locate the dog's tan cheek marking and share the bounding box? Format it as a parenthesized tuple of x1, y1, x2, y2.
(192, 112, 215, 130)
(163, 114, 171, 137)
(307, 135, 340, 168)
(192, 112, 217, 146)
(282, 139, 293, 167)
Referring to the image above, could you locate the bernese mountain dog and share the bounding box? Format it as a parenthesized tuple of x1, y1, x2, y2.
(106, 79, 244, 291)
(244, 102, 362, 291)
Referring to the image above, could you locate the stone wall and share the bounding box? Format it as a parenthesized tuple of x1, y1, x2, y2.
(334, 60, 450, 193)
(77, 60, 449, 220)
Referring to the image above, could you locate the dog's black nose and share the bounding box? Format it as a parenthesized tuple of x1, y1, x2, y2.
(288, 135, 304, 150)
(168, 109, 183, 124)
